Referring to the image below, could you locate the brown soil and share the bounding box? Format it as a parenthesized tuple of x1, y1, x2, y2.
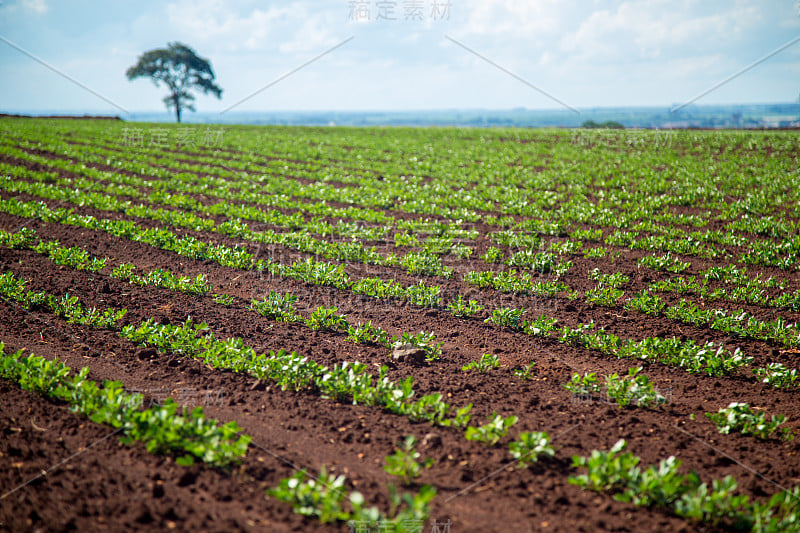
(1, 135, 800, 532)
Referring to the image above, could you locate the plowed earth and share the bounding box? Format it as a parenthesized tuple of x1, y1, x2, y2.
(1, 123, 799, 533)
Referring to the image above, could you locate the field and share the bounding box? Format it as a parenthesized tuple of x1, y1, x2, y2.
(0, 116, 799, 532)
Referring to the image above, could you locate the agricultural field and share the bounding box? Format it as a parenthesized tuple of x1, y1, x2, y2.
(1, 116, 800, 532)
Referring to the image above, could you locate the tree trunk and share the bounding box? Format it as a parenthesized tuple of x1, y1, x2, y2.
(173, 93, 181, 123)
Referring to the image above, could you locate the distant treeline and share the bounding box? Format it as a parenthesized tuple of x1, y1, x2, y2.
(581, 120, 625, 129)
(5, 103, 799, 128)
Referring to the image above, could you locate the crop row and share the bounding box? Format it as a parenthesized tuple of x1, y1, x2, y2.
(0, 270, 472, 429)
(0, 131, 772, 239)
(0, 266, 569, 513)
(0, 141, 476, 232)
(6, 143, 800, 280)
(4, 137, 796, 260)
(0, 341, 439, 531)
(1, 209, 790, 393)
(0, 343, 249, 467)
(0, 171, 469, 279)
(6, 121, 797, 231)
(0, 197, 451, 307)
(570, 439, 799, 532)
(0, 227, 448, 360)
(649, 272, 799, 311)
(626, 291, 800, 349)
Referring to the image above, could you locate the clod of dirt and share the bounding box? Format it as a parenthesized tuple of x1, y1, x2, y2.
(250, 379, 266, 391)
(178, 470, 198, 487)
(391, 344, 426, 366)
(420, 432, 442, 449)
(135, 347, 158, 360)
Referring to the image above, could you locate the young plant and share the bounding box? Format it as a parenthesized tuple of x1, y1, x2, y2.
(563, 372, 603, 397)
(625, 290, 666, 315)
(566, 289, 583, 301)
(570, 228, 604, 242)
(447, 295, 484, 318)
(508, 431, 555, 467)
(512, 362, 536, 380)
(506, 250, 558, 272)
(113, 263, 211, 295)
(462, 353, 500, 373)
(386, 483, 437, 528)
(34, 240, 107, 273)
(481, 246, 503, 263)
(587, 268, 630, 289)
(383, 435, 434, 485)
(213, 293, 234, 307)
(604, 367, 666, 408)
(530, 281, 568, 298)
(306, 306, 349, 332)
(0, 346, 249, 468)
(392, 331, 443, 361)
(638, 252, 691, 273)
(400, 251, 453, 278)
(465, 413, 518, 446)
(0, 227, 36, 249)
(754, 363, 799, 389)
(485, 307, 525, 329)
(548, 239, 582, 255)
(522, 314, 558, 337)
(394, 232, 418, 247)
(346, 321, 390, 347)
(249, 291, 300, 322)
(585, 285, 624, 307)
(569, 439, 792, 529)
(267, 467, 350, 523)
(569, 439, 641, 492)
(706, 402, 792, 440)
(450, 243, 473, 259)
(583, 246, 608, 259)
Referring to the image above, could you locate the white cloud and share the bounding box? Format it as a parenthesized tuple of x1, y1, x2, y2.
(452, 0, 771, 67)
(456, 0, 566, 39)
(1, 0, 796, 111)
(165, 0, 293, 52)
(22, 0, 48, 14)
(0, 0, 48, 15)
(558, 0, 762, 64)
(278, 10, 340, 54)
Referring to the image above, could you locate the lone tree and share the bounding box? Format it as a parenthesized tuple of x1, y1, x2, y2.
(126, 42, 222, 123)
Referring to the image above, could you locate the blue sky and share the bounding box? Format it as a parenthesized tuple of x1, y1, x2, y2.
(1, 0, 799, 115)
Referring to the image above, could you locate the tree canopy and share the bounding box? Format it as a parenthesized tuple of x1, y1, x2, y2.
(126, 42, 222, 123)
